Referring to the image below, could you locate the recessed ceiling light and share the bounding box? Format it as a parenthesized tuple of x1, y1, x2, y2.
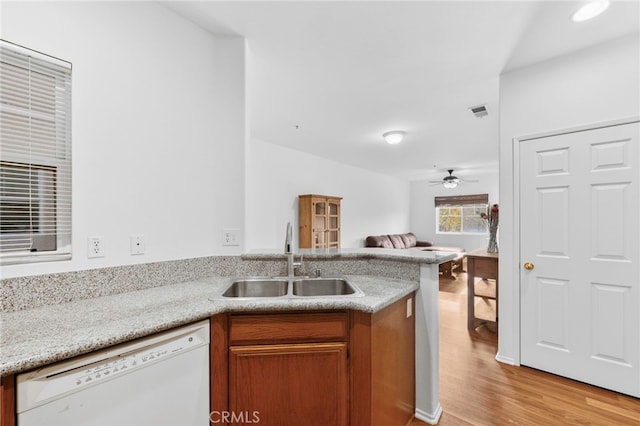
(572, 0, 610, 22)
(383, 130, 406, 145)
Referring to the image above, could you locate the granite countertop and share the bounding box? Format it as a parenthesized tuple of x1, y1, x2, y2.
(0, 274, 418, 376)
(243, 247, 456, 263)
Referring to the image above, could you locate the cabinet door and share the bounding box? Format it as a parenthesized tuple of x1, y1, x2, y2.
(312, 199, 327, 248)
(229, 342, 348, 426)
(326, 199, 340, 248)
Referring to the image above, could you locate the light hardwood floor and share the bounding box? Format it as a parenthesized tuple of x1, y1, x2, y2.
(411, 267, 640, 426)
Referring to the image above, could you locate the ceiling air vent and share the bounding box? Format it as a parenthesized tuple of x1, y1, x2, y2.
(470, 104, 488, 118)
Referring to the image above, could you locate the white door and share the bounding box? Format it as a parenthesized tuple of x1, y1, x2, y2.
(520, 122, 640, 397)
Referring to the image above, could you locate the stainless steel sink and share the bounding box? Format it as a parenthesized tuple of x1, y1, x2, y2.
(219, 277, 363, 299)
(292, 278, 363, 297)
(222, 279, 288, 298)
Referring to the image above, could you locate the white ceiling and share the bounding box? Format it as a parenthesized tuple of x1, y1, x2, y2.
(164, 0, 640, 181)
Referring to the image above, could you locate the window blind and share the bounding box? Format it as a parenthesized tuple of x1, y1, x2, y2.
(0, 40, 72, 265)
(434, 193, 488, 207)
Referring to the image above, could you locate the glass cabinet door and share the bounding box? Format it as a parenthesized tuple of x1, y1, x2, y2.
(313, 200, 327, 248)
(326, 200, 340, 248)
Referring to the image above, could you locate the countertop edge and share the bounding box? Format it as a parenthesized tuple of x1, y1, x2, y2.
(0, 275, 419, 376)
(242, 248, 457, 264)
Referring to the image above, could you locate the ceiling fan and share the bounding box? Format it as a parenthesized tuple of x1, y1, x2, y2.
(429, 169, 479, 188)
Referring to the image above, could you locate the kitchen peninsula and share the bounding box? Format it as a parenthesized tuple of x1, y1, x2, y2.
(0, 248, 454, 425)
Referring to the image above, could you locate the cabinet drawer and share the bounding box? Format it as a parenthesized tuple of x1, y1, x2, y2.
(230, 312, 348, 344)
(472, 258, 498, 279)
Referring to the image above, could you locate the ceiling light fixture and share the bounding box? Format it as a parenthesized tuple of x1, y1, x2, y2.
(383, 130, 406, 145)
(572, 0, 610, 22)
(442, 170, 460, 189)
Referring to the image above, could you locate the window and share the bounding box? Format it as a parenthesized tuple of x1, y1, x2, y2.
(435, 194, 488, 235)
(0, 40, 72, 265)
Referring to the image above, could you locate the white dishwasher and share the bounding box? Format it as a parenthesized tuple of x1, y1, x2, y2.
(17, 319, 210, 426)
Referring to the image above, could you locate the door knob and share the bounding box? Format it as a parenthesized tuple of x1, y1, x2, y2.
(523, 262, 535, 270)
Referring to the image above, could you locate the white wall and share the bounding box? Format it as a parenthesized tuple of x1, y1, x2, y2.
(1, 2, 246, 278)
(410, 171, 499, 251)
(246, 138, 410, 250)
(498, 33, 640, 364)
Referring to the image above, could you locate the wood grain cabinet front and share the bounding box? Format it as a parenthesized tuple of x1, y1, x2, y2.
(210, 296, 416, 426)
(212, 311, 349, 426)
(1, 375, 16, 426)
(229, 312, 348, 345)
(229, 342, 348, 426)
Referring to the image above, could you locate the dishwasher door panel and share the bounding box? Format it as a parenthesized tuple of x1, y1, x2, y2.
(18, 321, 210, 426)
(19, 345, 208, 426)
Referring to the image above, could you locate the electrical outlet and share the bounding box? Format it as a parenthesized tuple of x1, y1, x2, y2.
(222, 229, 240, 246)
(407, 298, 413, 318)
(130, 235, 145, 255)
(88, 236, 104, 258)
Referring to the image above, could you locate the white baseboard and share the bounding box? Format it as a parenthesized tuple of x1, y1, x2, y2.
(495, 351, 517, 365)
(415, 405, 443, 425)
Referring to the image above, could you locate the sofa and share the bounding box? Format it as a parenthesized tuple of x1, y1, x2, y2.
(365, 232, 465, 277)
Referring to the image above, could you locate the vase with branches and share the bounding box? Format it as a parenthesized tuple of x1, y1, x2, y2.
(481, 204, 499, 253)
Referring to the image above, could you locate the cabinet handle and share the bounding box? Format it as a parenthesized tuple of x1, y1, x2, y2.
(523, 262, 535, 270)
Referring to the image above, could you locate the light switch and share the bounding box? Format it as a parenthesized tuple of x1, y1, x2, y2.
(222, 229, 240, 246)
(407, 298, 413, 318)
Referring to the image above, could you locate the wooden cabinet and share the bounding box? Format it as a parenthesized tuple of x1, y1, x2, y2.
(298, 194, 342, 248)
(215, 312, 349, 426)
(351, 296, 415, 426)
(1, 375, 15, 426)
(210, 295, 415, 426)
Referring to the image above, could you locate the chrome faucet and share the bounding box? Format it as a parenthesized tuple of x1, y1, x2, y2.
(285, 222, 293, 254)
(284, 222, 301, 277)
